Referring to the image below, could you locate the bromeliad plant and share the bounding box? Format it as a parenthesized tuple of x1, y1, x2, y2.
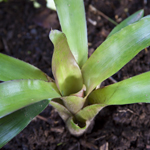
(1, 0, 150, 147)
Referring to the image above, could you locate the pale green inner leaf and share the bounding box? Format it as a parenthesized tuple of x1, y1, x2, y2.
(50, 99, 72, 121)
(50, 30, 83, 96)
(61, 96, 85, 114)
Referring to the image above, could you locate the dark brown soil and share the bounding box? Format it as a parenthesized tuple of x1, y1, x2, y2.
(0, 0, 150, 149)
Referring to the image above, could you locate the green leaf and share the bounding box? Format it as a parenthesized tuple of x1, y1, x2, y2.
(61, 85, 86, 114)
(82, 16, 150, 94)
(0, 100, 49, 148)
(108, 9, 144, 38)
(75, 104, 105, 122)
(61, 96, 85, 114)
(54, 0, 88, 67)
(50, 30, 83, 96)
(0, 80, 61, 118)
(88, 72, 150, 105)
(50, 99, 72, 121)
(0, 53, 52, 81)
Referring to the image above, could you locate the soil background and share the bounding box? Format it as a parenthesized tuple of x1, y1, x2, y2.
(0, 0, 150, 149)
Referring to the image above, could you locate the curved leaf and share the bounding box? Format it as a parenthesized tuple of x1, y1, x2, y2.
(50, 99, 72, 121)
(66, 117, 91, 137)
(61, 85, 86, 114)
(82, 16, 150, 94)
(88, 72, 150, 105)
(0, 100, 49, 148)
(50, 30, 83, 96)
(0, 53, 51, 81)
(75, 104, 105, 122)
(50, 99, 92, 137)
(65, 104, 105, 136)
(108, 9, 144, 38)
(61, 96, 85, 114)
(54, 0, 88, 67)
(0, 80, 61, 118)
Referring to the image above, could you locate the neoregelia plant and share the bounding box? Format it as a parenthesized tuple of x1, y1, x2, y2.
(0, 0, 150, 147)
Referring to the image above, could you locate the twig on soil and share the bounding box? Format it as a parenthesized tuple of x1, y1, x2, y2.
(99, 142, 109, 150)
(118, 108, 135, 115)
(89, 5, 118, 26)
(51, 127, 64, 133)
(88, 18, 97, 26)
(80, 140, 98, 150)
(2, 38, 11, 54)
(92, 135, 106, 142)
(145, 47, 148, 53)
(96, 77, 117, 89)
(36, 115, 51, 124)
(108, 77, 117, 83)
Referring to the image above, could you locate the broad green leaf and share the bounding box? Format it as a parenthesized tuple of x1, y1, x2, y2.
(88, 71, 150, 105)
(0, 100, 49, 148)
(50, 99, 72, 121)
(54, 0, 88, 67)
(50, 30, 83, 96)
(108, 9, 144, 38)
(61, 96, 85, 114)
(0, 79, 60, 118)
(82, 16, 150, 94)
(66, 117, 91, 137)
(0, 53, 52, 81)
(75, 104, 105, 122)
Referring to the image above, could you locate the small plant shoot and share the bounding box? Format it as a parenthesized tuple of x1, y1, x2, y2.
(0, 0, 150, 148)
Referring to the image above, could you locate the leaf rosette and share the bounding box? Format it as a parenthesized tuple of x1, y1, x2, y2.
(0, 0, 150, 148)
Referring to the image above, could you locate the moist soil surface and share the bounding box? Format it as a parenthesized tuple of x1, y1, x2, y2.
(0, 0, 150, 149)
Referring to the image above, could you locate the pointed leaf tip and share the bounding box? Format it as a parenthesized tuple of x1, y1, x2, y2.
(49, 30, 64, 44)
(88, 71, 150, 105)
(0, 53, 51, 82)
(82, 16, 150, 94)
(108, 9, 144, 38)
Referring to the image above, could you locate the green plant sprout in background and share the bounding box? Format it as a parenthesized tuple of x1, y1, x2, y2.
(31, 0, 56, 10)
(46, 0, 56, 10)
(0, 0, 150, 148)
(0, 0, 7, 2)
